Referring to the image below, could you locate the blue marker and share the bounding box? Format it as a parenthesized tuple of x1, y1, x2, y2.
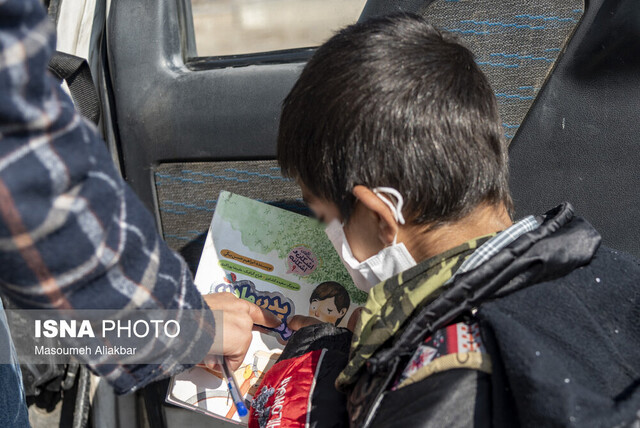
(220, 357, 248, 417)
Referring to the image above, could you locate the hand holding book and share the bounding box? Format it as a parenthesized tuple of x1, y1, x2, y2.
(202, 292, 281, 371)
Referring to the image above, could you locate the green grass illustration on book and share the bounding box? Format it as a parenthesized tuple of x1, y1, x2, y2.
(214, 191, 365, 300)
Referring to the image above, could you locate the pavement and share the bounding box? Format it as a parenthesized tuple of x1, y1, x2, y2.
(191, 0, 366, 57)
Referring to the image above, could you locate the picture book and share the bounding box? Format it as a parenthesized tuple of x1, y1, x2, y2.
(166, 191, 366, 424)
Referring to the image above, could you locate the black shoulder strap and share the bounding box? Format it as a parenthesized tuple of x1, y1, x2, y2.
(48, 51, 101, 124)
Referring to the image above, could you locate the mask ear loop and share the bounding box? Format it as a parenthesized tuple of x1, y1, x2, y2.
(372, 187, 406, 245)
(372, 187, 406, 224)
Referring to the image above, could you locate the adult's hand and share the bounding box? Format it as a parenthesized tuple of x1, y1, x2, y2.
(202, 292, 281, 371)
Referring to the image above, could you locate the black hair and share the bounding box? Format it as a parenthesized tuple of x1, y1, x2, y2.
(278, 13, 512, 226)
(310, 281, 350, 325)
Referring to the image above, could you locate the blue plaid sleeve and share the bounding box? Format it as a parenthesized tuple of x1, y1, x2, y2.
(0, 0, 215, 393)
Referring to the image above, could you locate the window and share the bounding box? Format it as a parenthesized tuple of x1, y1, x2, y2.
(191, 0, 367, 57)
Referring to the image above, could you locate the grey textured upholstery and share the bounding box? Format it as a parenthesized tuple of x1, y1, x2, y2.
(420, 0, 583, 143)
(154, 161, 305, 269)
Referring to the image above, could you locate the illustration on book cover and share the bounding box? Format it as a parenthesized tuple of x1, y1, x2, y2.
(167, 191, 366, 423)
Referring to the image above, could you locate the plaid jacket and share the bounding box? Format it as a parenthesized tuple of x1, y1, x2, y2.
(0, 0, 214, 394)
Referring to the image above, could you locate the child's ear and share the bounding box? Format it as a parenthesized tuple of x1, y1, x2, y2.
(352, 185, 398, 246)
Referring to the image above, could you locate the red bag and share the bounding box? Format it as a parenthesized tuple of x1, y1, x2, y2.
(249, 349, 325, 428)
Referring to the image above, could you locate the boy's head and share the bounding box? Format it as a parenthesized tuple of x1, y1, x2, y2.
(309, 281, 350, 326)
(278, 14, 511, 236)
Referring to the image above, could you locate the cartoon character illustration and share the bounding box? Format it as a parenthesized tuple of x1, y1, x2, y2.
(308, 281, 350, 326)
(197, 350, 280, 419)
(226, 350, 279, 418)
(223, 272, 237, 284)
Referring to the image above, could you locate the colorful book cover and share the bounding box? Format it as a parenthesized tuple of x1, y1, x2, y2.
(166, 191, 366, 424)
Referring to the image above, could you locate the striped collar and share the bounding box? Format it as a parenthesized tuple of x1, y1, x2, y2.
(446, 215, 540, 285)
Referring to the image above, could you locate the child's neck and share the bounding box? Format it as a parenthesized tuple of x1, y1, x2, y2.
(400, 203, 513, 263)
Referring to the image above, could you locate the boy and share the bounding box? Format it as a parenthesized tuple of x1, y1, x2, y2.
(249, 14, 640, 428)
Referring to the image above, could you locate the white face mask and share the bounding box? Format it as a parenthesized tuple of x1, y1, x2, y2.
(324, 187, 417, 292)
